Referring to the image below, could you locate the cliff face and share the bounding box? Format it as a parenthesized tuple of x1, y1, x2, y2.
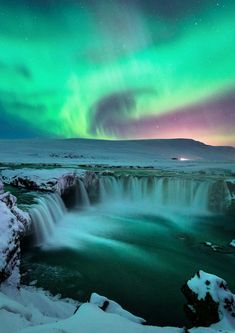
(1, 168, 78, 194)
(0, 170, 80, 285)
(0, 178, 30, 285)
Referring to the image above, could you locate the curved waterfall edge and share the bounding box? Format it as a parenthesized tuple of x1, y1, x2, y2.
(28, 174, 234, 246)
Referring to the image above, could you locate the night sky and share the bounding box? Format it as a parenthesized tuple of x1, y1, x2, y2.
(0, 0, 235, 145)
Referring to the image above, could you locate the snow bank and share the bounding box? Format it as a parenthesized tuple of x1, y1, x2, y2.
(0, 284, 78, 333)
(0, 283, 234, 333)
(90, 292, 146, 324)
(1, 168, 81, 194)
(0, 284, 181, 333)
(16, 303, 182, 333)
(0, 271, 235, 333)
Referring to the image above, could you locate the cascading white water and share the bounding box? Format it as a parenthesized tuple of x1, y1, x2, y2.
(30, 193, 67, 246)
(98, 176, 219, 213)
(76, 179, 90, 207)
(29, 175, 229, 247)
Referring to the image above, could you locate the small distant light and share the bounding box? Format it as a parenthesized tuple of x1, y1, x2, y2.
(179, 157, 189, 161)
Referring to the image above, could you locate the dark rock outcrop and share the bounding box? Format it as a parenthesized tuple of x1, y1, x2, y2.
(182, 270, 235, 327)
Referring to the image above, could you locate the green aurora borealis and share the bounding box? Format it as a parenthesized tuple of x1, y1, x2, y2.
(0, 0, 235, 145)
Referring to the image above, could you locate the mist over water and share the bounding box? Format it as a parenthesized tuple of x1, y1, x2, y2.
(24, 176, 235, 326)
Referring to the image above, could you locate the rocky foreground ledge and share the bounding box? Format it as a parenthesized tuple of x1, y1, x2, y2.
(0, 271, 235, 333)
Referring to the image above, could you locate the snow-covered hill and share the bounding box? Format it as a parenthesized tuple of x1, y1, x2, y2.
(0, 138, 234, 170)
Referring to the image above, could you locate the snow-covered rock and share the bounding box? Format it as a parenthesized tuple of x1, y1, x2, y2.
(89, 292, 146, 324)
(229, 240, 235, 248)
(1, 168, 79, 194)
(0, 178, 30, 285)
(182, 270, 235, 329)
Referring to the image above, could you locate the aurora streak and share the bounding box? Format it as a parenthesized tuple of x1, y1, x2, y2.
(0, 0, 235, 145)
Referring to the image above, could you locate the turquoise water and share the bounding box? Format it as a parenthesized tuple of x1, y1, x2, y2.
(22, 204, 235, 326)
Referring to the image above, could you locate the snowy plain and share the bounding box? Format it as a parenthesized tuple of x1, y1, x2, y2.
(0, 138, 234, 172)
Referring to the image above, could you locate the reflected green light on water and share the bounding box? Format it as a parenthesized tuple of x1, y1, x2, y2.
(22, 206, 235, 326)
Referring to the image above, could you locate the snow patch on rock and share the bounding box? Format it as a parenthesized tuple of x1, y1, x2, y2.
(184, 270, 235, 329)
(1, 168, 82, 194)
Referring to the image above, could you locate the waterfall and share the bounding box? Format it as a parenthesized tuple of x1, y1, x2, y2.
(29, 175, 229, 246)
(75, 179, 90, 207)
(98, 176, 225, 214)
(30, 193, 67, 246)
(192, 181, 210, 211)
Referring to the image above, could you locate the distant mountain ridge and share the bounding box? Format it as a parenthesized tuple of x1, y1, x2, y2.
(0, 138, 234, 164)
(65, 137, 235, 149)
